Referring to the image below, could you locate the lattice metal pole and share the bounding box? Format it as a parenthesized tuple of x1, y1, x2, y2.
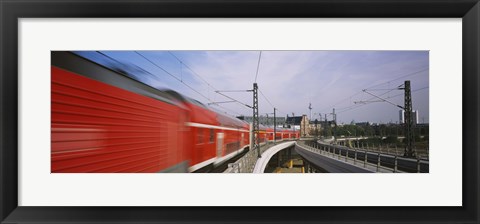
(273, 108, 276, 144)
(332, 108, 337, 144)
(253, 83, 260, 158)
(403, 80, 415, 158)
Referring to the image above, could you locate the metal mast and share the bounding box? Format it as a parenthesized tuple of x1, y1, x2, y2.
(403, 80, 415, 158)
(273, 108, 276, 143)
(324, 114, 327, 137)
(332, 108, 337, 143)
(309, 103, 312, 121)
(354, 80, 416, 158)
(253, 83, 260, 158)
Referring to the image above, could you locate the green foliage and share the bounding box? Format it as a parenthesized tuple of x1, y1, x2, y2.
(384, 135, 399, 144)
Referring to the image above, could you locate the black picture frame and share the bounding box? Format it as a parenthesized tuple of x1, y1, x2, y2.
(1, 0, 479, 223)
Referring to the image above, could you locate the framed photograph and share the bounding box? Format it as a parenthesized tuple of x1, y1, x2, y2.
(1, 0, 479, 223)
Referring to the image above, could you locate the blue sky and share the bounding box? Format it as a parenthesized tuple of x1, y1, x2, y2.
(74, 50, 429, 124)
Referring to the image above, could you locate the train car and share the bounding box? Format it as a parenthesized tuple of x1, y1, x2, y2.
(213, 112, 250, 166)
(163, 91, 218, 172)
(51, 51, 269, 173)
(265, 127, 275, 141)
(258, 125, 269, 144)
(282, 129, 290, 140)
(163, 91, 250, 172)
(293, 130, 300, 139)
(274, 127, 284, 141)
(51, 51, 189, 173)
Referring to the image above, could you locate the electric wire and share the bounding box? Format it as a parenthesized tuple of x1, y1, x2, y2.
(254, 51, 262, 83)
(167, 51, 256, 112)
(318, 68, 428, 113)
(336, 86, 429, 115)
(96, 51, 245, 117)
(134, 51, 212, 102)
(258, 88, 275, 109)
(167, 51, 215, 90)
(364, 68, 428, 90)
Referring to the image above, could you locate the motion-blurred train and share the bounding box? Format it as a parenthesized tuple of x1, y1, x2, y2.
(51, 51, 299, 173)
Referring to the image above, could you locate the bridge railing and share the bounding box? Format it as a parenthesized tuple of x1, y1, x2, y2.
(301, 141, 429, 173)
(335, 138, 429, 160)
(225, 148, 259, 173)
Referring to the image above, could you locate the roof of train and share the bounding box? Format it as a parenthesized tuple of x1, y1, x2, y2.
(216, 112, 249, 129)
(163, 90, 249, 129)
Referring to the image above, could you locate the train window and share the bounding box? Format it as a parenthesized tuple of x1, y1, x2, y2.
(197, 130, 204, 144)
(209, 129, 214, 143)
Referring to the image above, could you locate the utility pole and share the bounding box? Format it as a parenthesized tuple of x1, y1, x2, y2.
(303, 115, 306, 137)
(318, 113, 321, 138)
(402, 80, 415, 158)
(309, 103, 312, 121)
(332, 108, 337, 144)
(266, 109, 277, 143)
(274, 108, 277, 143)
(253, 83, 260, 158)
(292, 112, 295, 139)
(324, 114, 327, 137)
(354, 80, 416, 158)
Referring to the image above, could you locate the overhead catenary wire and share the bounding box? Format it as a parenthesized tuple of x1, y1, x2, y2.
(362, 89, 403, 109)
(258, 88, 275, 109)
(215, 91, 252, 108)
(168, 51, 256, 112)
(381, 86, 429, 100)
(336, 86, 429, 115)
(254, 51, 262, 83)
(167, 51, 215, 90)
(215, 90, 252, 93)
(210, 104, 243, 116)
(96, 51, 247, 118)
(134, 51, 212, 103)
(337, 88, 399, 114)
(318, 68, 428, 113)
(96, 51, 159, 80)
(364, 68, 428, 90)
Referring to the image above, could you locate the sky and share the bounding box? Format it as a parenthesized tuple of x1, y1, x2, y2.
(74, 51, 429, 124)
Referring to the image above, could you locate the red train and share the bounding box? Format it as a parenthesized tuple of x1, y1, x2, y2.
(51, 51, 299, 173)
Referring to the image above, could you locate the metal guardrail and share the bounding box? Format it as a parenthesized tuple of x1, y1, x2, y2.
(300, 141, 429, 173)
(331, 137, 429, 160)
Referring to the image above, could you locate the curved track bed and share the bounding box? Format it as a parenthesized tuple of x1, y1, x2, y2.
(295, 144, 372, 173)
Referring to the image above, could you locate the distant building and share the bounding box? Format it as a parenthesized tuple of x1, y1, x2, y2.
(399, 110, 419, 125)
(285, 116, 303, 126)
(237, 115, 286, 126)
(413, 110, 418, 124)
(399, 110, 404, 124)
(355, 122, 371, 126)
(300, 115, 310, 137)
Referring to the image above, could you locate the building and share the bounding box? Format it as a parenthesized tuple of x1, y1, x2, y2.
(286, 115, 313, 137)
(355, 122, 371, 127)
(309, 120, 322, 136)
(399, 110, 404, 124)
(284, 115, 302, 134)
(285, 116, 302, 126)
(399, 110, 419, 125)
(237, 115, 286, 126)
(300, 115, 311, 137)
